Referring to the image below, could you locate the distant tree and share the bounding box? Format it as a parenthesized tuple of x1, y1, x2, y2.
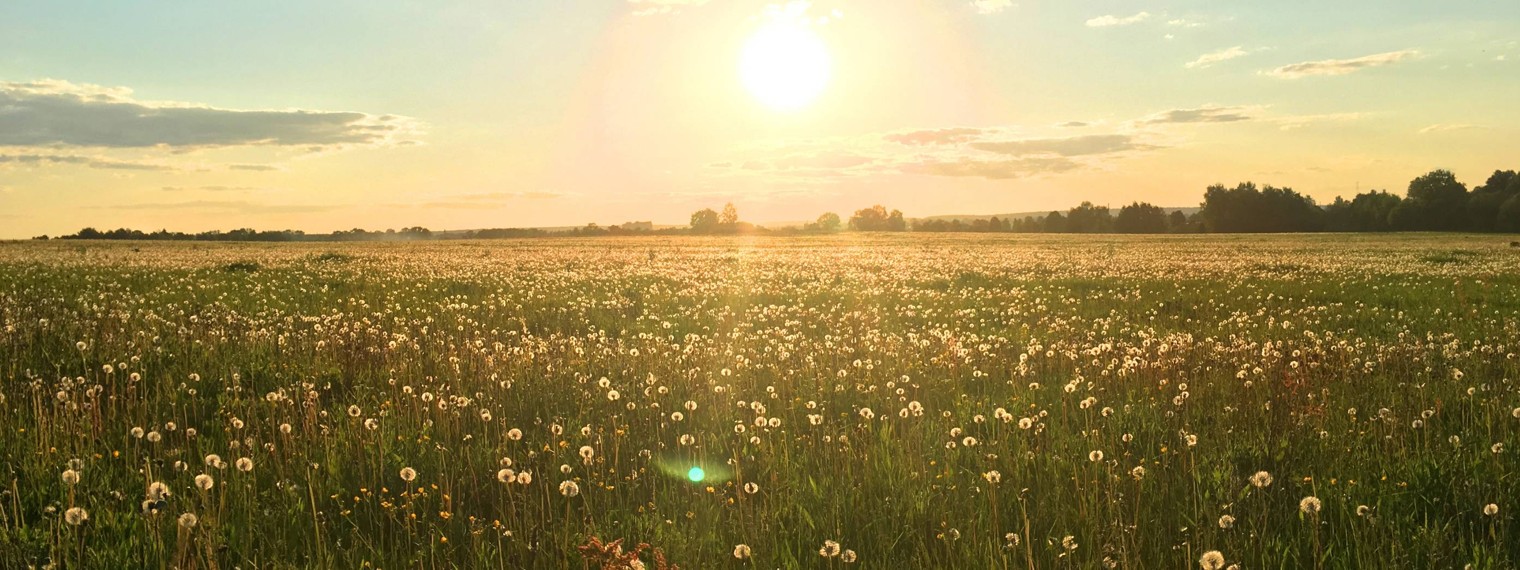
(1398, 169, 1469, 231)
(1499, 194, 1520, 233)
(1065, 202, 1113, 233)
(1466, 170, 1518, 232)
(720, 203, 739, 226)
(886, 209, 907, 232)
(815, 212, 842, 232)
(1200, 182, 1322, 233)
(1043, 212, 1067, 233)
(1324, 191, 1401, 232)
(1114, 202, 1168, 233)
(690, 208, 720, 233)
(849, 205, 890, 231)
(1167, 210, 1189, 233)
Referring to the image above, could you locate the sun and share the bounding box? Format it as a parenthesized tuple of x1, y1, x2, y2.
(739, 19, 831, 112)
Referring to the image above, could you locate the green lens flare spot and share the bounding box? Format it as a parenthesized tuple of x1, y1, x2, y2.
(687, 466, 706, 482)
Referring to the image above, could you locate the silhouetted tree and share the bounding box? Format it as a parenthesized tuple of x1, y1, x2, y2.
(849, 205, 889, 231)
(720, 203, 739, 226)
(1043, 212, 1067, 233)
(690, 208, 720, 233)
(1396, 169, 1469, 231)
(1200, 182, 1322, 232)
(1065, 202, 1113, 233)
(814, 212, 842, 232)
(1114, 202, 1167, 233)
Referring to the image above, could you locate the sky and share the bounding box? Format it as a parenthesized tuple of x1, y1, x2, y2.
(1, 0, 1517, 237)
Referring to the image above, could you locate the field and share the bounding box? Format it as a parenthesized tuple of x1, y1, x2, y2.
(1, 234, 1518, 569)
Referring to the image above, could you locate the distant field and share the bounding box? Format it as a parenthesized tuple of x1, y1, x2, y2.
(1, 234, 1517, 569)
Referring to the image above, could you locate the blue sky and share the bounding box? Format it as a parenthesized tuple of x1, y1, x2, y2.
(1, 0, 1517, 236)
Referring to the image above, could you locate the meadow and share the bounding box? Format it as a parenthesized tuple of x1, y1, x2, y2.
(0, 234, 1517, 569)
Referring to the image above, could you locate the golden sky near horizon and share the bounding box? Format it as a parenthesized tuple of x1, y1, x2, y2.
(1, 0, 1517, 237)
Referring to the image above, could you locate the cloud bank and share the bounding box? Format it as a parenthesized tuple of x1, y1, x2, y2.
(1267, 50, 1419, 78)
(0, 80, 417, 148)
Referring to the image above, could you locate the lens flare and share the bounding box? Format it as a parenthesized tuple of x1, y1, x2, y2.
(687, 466, 706, 482)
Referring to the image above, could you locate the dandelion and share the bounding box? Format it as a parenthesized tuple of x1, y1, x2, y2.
(841, 549, 857, 563)
(1484, 504, 1499, 516)
(195, 473, 215, 491)
(61, 469, 80, 486)
(364, 418, 379, 430)
(64, 507, 88, 526)
(1088, 450, 1104, 462)
(147, 431, 161, 443)
(1356, 505, 1370, 517)
(517, 471, 533, 485)
(347, 405, 361, 417)
(1131, 466, 1146, 480)
(733, 544, 751, 559)
(1300, 496, 1322, 515)
(507, 428, 523, 441)
(236, 457, 253, 472)
(204, 454, 225, 469)
(578, 445, 595, 463)
(400, 467, 417, 482)
(279, 423, 292, 434)
(1018, 418, 1034, 430)
(131, 427, 145, 439)
(1004, 532, 1021, 549)
(744, 482, 760, 494)
(1199, 550, 1226, 570)
(820, 539, 841, 557)
(1250, 471, 1273, 488)
(983, 470, 1001, 484)
(1217, 514, 1235, 529)
(178, 513, 198, 529)
(148, 481, 171, 501)
(497, 468, 515, 483)
(1062, 535, 1079, 551)
(859, 408, 874, 420)
(559, 480, 580, 497)
(1492, 443, 1504, 454)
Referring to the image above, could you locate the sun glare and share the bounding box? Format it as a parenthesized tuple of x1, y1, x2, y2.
(739, 18, 831, 111)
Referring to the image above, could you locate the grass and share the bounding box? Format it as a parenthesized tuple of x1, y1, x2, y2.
(0, 233, 1516, 568)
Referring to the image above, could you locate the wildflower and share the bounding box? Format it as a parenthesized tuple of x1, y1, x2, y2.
(1018, 418, 1034, 430)
(820, 540, 841, 557)
(497, 469, 514, 483)
(842, 549, 857, 563)
(61, 469, 80, 486)
(606, 389, 620, 401)
(859, 408, 874, 420)
(1131, 466, 1146, 480)
(400, 467, 417, 482)
(204, 454, 225, 469)
(1062, 535, 1079, 551)
(744, 482, 760, 494)
(1199, 550, 1226, 570)
(364, 418, 379, 430)
(517, 471, 533, 485)
(1299, 496, 1322, 515)
(1250, 471, 1273, 488)
(983, 471, 1001, 484)
(347, 405, 361, 418)
(733, 544, 751, 559)
(1484, 504, 1499, 516)
(559, 480, 580, 497)
(1217, 514, 1235, 529)
(148, 481, 171, 501)
(1088, 450, 1104, 462)
(64, 507, 88, 526)
(507, 428, 523, 441)
(236, 457, 253, 472)
(1356, 505, 1370, 517)
(195, 474, 215, 491)
(579, 445, 595, 463)
(178, 513, 198, 529)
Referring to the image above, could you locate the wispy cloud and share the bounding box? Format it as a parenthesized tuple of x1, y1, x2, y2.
(970, 134, 1153, 157)
(1418, 123, 1481, 134)
(418, 191, 570, 209)
(1266, 50, 1420, 78)
(0, 153, 174, 171)
(884, 128, 985, 146)
(970, 0, 1014, 15)
(228, 164, 283, 172)
(1186, 46, 1252, 69)
(1272, 112, 1369, 130)
(1086, 12, 1151, 28)
(0, 79, 418, 148)
(1136, 106, 1255, 125)
(96, 200, 334, 214)
(161, 185, 261, 192)
(901, 157, 1080, 180)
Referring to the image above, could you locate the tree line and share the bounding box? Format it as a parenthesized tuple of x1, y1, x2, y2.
(38, 168, 1520, 241)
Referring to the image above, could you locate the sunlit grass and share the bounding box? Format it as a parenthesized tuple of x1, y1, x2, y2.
(0, 234, 1516, 568)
